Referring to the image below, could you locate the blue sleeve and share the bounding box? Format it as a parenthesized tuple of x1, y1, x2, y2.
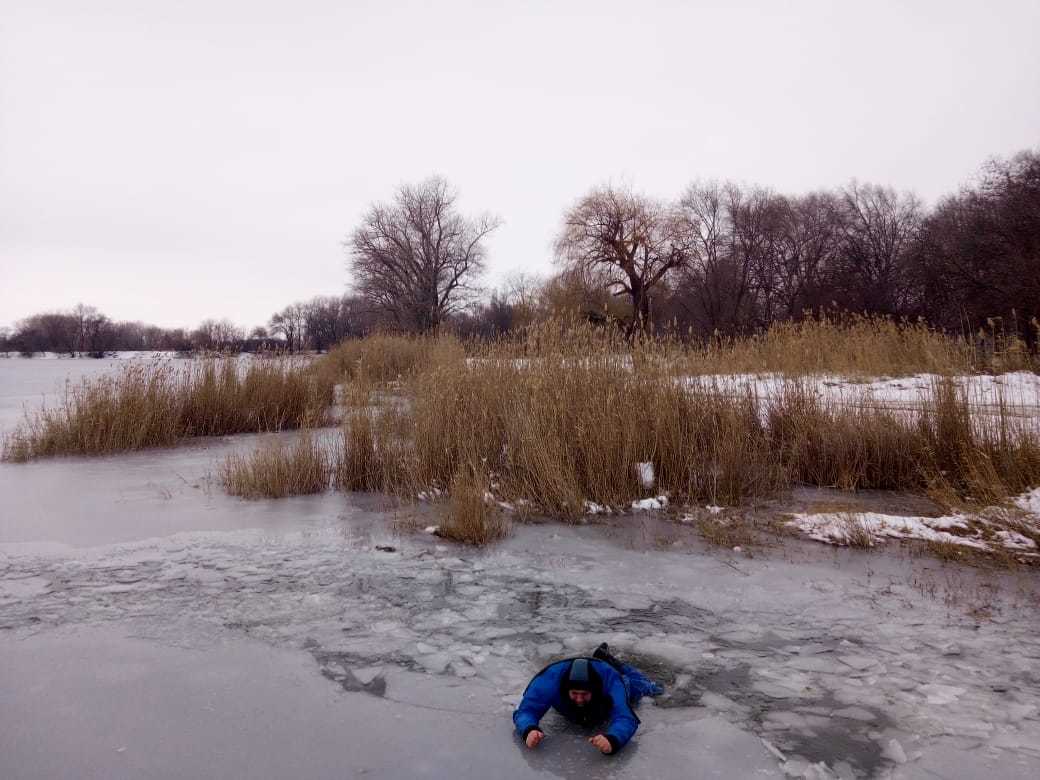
(513, 666, 560, 738)
(601, 667, 639, 750)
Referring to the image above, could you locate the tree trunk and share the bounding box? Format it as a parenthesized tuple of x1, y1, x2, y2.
(629, 277, 652, 337)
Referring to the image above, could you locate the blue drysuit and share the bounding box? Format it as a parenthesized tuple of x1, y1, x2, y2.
(512, 657, 645, 753)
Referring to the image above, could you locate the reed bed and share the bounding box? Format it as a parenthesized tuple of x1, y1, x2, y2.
(3, 358, 331, 461)
(220, 433, 332, 499)
(675, 316, 973, 376)
(316, 333, 465, 386)
(324, 325, 1040, 523)
(767, 379, 1040, 500)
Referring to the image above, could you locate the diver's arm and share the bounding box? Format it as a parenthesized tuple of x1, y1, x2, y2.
(602, 672, 639, 752)
(512, 672, 556, 741)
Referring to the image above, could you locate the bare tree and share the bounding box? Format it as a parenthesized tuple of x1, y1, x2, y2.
(835, 182, 922, 315)
(348, 176, 500, 333)
(912, 150, 1040, 342)
(674, 182, 755, 335)
(193, 318, 242, 351)
(303, 295, 354, 352)
(768, 192, 845, 320)
(268, 303, 307, 352)
(81, 311, 112, 357)
(555, 185, 687, 335)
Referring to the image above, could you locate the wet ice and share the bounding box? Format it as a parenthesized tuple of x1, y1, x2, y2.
(2, 359, 1040, 778)
(3, 514, 1039, 778)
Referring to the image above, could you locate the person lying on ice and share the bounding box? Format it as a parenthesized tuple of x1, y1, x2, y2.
(513, 644, 663, 755)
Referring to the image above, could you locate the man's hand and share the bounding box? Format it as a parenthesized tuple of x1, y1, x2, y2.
(525, 729, 545, 749)
(589, 734, 613, 754)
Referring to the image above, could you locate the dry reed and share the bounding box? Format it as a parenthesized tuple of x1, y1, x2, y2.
(316, 333, 465, 385)
(360, 328, 788, 515)
(671, 315, 1037, 377)
(327, 324, 1039, 524)
(220, 433, 332, 499)
(767, 378, 1040, 501)
(439, 462, 510, 545)
(2, 357, 330, 461)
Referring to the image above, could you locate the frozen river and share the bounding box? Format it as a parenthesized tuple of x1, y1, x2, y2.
(2, 357, 1040, 779)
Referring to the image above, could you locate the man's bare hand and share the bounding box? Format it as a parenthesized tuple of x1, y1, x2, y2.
(589, 734, 613, 754)
(525, 730, 545, 749)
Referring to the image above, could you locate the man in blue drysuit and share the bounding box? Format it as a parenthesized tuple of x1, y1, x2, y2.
(512, 643, 663, 755)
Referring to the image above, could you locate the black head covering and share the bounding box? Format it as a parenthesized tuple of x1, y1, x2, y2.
(563, 658, 601, 692)
(560, 658, 610, 725)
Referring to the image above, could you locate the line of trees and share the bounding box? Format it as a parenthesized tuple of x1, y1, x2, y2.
(548, 150, 1039, 342)
(345, 151, 1037, 343)
(0, 295, 384, 357)
(5, 149, 1035, 356)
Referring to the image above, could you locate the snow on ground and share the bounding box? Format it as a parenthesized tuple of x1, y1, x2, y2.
(787, 492, 1040, 554)
(1016, 488, 1040, 515)
(631, 495, 669, 511)
(682, 372, 1040, 419)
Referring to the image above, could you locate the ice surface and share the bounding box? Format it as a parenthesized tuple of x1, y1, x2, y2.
(2, 507, 1038, 778)
(3, 361, 1040, 778)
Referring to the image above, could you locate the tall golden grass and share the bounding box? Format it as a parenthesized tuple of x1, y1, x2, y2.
(673, 315, 1036, 377)
(314, 323, 1039, 521)
(768, 379, 1040, 499)
(2, 358, 331, 461)
(439, 462, 510, 545)
(316, 333, 466, 385)
(220, 432, 332, 499)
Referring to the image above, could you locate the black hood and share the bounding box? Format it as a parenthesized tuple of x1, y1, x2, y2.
(558, 658, 610, 726)
(562, 658, 601, 693)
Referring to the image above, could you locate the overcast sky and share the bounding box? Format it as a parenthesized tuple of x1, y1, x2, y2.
(2, 0, 1038, 330)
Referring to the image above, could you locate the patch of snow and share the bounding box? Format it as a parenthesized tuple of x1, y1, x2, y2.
(635, 462, 655, 489)
(1014, 487, 1040, 516)
(993, 530, 1037, 550)
(787, 511, 993, 550)
(632, 495, 669, 511)
(706, 505, 724, 515)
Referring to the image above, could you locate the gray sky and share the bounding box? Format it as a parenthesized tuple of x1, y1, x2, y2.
(2, 0, 1038, 331)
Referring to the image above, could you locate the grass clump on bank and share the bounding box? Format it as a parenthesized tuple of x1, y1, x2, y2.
(439, 462, 510, 545)
(2, 358, 331, 461)
(220, 433, 332, 499)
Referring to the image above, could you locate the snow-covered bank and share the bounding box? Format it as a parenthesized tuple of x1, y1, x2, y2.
(786, 488, 1040, 556)
(682, 371, 1040, 415)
